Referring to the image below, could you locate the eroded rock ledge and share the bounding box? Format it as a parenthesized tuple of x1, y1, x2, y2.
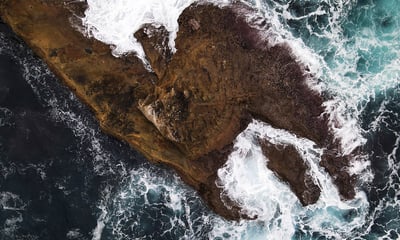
(0, 0, 357, 220)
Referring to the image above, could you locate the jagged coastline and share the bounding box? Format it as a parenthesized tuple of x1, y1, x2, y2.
(0, 0, 357, 220)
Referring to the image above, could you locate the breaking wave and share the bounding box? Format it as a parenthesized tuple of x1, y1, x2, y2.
(0, 0, 399, 239)
(81, 0, 400, 239)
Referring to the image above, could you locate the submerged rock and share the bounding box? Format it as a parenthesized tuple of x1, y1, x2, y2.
(0, 0, 357, 219)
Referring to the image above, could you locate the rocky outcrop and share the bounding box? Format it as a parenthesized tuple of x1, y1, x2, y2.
(0, 0, 357, 219)
(260, 140, 320, 205)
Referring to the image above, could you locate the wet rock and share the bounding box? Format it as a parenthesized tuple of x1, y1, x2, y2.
(0, 0, 357, 220)
(134, 24, 172, 78)
(260, 140, 320, 205)
(321, 148, 357, 199)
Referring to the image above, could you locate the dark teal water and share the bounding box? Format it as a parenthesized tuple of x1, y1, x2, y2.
(263, 0, 400, 238)
(1, 0, 400, 239)
(0, 22, 145, 239)
(0, 20, 214, 240)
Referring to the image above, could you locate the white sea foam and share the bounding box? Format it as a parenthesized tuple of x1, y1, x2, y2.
(83, 0, 194, 58)
(78, 0, 380, 238)
(0, 192, 27, 211)
(244, 0, 398, 157)
(278, 0, 398, 154)
(2, 214, 23, 237)
(0, 192, 26, 238)
(82, 0, 234, 59)
(98, 164, 216, 240)
(1, 27, 137, 239)
(241, 1, 325, 87)
(80, 0, 370, 154)
(216, 119, 370, 239)
(246, 1, 364, 154)
(14, 46, 120, 178)
(92, 185, 111, 240)
(0, 107, 14, 127)
(66, 229, 84, 239)
(4, 0, 394, 239)
(87, 119, 371, 239)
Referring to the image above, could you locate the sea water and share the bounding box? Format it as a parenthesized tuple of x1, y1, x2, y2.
(1, 0, 399, 239)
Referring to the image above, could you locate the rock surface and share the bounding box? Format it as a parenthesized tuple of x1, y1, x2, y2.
(260, 140, 321, 205)
(0, 0, 357, 219)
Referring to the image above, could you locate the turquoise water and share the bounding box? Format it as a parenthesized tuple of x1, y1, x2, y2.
(1, 0, 400, 239)
(258, 0, 400, 238)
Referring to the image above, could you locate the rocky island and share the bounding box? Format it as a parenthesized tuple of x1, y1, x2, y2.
(0, 0, 357, 220)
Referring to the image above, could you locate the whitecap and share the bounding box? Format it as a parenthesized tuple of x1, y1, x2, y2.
(0, 192, 27, 211)
(216, 119, 370, 239)
(82, 0, 196, 58)
(0, 107, 14, 128)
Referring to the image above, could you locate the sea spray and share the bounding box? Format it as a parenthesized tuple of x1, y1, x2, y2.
(82, 0, 231, 59)
(81, 0, 369, 156)
(80, 0, 377, 238)
(217, 120, 369, 239)
(0, 0, 399, 239)
(259, 0, 400, 154)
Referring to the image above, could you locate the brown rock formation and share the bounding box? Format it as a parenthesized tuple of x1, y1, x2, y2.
(0, 0, 357, 219)
(260, 140, 320, 205)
